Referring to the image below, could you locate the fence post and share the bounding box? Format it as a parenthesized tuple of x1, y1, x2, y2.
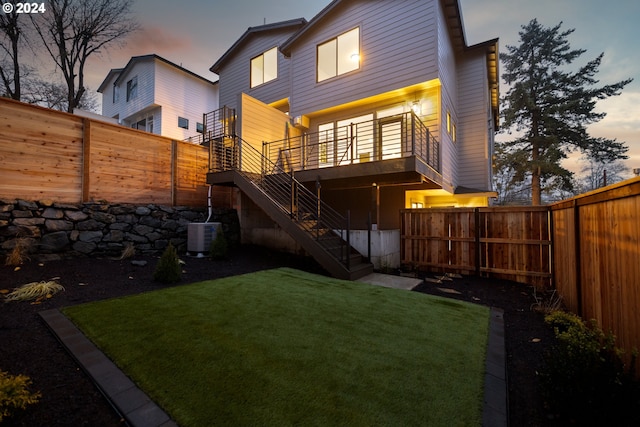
(171, 140, 178, 206)
(81, 118, 91, 203)
(573, 200, 583, 316)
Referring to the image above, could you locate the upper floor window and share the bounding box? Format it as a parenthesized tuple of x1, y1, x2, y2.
(178, 116, 189, 129)
(317, 27, 360, 82)
(126, 76, 137, 102)
(251, 47, 278, 88)
(112, 84, 119, 103)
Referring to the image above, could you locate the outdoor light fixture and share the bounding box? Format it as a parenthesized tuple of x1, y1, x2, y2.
(411, 100, 421, 115)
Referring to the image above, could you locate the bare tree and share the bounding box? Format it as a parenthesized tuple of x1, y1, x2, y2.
(23, 79, 99, 112)
(0, 10, 25, 99)
(31, 0, 138, 112)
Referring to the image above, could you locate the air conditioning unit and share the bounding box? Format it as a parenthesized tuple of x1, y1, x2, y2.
(293, 115, 309, 129)
(187, 222, 221, 257)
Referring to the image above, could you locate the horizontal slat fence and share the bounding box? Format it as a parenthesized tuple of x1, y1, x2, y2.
(0, 97, 214, 207)
(552, 178, 640, 372)
(401, 206, 552, 288)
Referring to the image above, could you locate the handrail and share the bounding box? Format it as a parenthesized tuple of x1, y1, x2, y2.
(233, 137, 354, 267)
(263, 111, 440, 174)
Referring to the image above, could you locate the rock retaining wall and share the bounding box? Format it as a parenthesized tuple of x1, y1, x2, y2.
(0, 199, 240, 261)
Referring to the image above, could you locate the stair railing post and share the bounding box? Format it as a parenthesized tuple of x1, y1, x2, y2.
(346, 210, 351, 270)
(350, 122, 355, 164)
(316, 178, 321, 240)
(367, 211, 372, 264)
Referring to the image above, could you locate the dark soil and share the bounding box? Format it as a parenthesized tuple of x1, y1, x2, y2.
(1, 245, 555, 426)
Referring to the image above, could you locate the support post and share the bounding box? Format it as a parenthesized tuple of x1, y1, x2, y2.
(81, 118, 91, 203)
(346, 210, 351, 270)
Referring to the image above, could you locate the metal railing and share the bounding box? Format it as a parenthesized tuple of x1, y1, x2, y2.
(263, 112, 439, 174)
(231, 137, 357, 268)
(183, 106, 236, 148)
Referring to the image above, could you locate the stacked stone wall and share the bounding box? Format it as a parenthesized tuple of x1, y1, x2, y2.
(0, 199, 239, 261)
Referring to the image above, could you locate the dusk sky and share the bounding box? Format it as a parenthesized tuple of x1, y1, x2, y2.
(77, 0, 640, 175)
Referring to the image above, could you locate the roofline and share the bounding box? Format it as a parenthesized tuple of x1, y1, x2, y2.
(210, 18, 307, 74)
(99, 54, 218, 93)
(280, 0, 339, 55)
(97, 68, 124, 93)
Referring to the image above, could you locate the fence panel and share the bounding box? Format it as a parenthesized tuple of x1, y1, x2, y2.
(552, 178, 640, 369)
(401, 206, 552, 288)
(0, 98, 84, 202)
(0, 98, 210, 207)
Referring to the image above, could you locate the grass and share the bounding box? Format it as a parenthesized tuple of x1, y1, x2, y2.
(64, 268, 490, 426)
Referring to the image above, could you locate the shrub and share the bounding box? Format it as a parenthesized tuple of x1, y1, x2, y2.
(540, 310, 640, 425)
(0, 370, 41, 422)
(5, 280, 64, 303)
(209, 229, 228, 260)
(153, 243, 182, 283)
(4, 239, 30, 267)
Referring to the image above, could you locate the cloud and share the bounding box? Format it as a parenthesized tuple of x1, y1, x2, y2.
(126, 25, 194, 56)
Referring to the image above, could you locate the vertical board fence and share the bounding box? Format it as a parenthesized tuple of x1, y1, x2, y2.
(0, 97, 217, 207)
(401, 206, 552, 288)
(551, 178, 640, 370)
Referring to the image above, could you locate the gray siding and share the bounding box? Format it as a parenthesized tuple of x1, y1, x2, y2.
(437, 2, 458, 192)
(288, 0, 438, 116)
(457, 49, 491, 191)
(218, 28, 298, 110)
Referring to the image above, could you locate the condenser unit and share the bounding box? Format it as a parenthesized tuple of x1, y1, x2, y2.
(187, 222, 221, 257)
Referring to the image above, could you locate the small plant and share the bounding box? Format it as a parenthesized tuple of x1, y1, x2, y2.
(0, 370, 41, 422)
(530, 288, 563, 314)
(119, 244, 135, 260)
(5, 279, 64, 303)
(153, 243, 182, 283)
(540, 310, 640, 425)
(4, 239, 30, 267)
(209, 229, 228, 260)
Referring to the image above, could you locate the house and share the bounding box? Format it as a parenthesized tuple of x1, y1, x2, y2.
(97, 54, 219, 141)
(206, 0, 499, 278)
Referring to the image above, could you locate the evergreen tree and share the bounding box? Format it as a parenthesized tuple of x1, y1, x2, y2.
(498, 19, 632, 205)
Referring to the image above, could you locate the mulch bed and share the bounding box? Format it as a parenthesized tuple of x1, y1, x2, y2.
(1, 245, 555, 426)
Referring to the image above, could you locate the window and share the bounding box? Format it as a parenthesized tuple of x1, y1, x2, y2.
(196, 122, 204, 133)
(126, 76, 137, 101)
(112, 84, 119, 103)
(447, 111, 457, 142)
(317, 27, 360, 82)
(251, 47, 278, 88)
(178, 117, 189, 129)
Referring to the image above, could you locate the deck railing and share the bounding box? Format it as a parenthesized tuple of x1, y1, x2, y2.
(262, 112, 439, 174)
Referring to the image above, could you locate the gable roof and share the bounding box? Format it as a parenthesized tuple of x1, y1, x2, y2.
(97, 54, 218, 93)
(209, 18, 307, 74)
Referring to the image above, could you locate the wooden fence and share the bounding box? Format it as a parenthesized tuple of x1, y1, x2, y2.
(0, 97, 225, 207)
(400, 206, 552, 288)
(551, 178, 640, 366)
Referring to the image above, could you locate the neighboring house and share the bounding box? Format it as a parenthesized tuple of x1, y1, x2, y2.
(206, 0, 499, 277)
(97, 54, 219, 141)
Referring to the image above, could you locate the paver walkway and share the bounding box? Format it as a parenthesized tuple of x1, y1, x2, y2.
(41, 273, 507, 427)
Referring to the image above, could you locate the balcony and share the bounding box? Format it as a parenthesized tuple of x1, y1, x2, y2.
(262, 112, 441, 188)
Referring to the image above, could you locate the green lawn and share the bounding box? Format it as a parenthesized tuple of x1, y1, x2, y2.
(64, 268, 489, 426)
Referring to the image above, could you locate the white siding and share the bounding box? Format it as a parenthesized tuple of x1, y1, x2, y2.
(118, 60, 155, 121)
(100, 74, 120, 119)
(288, 0, 439, 116)
(154, 60, 218, 140)
(457, 49, 492, 191)
(218, 27, 298, 110)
